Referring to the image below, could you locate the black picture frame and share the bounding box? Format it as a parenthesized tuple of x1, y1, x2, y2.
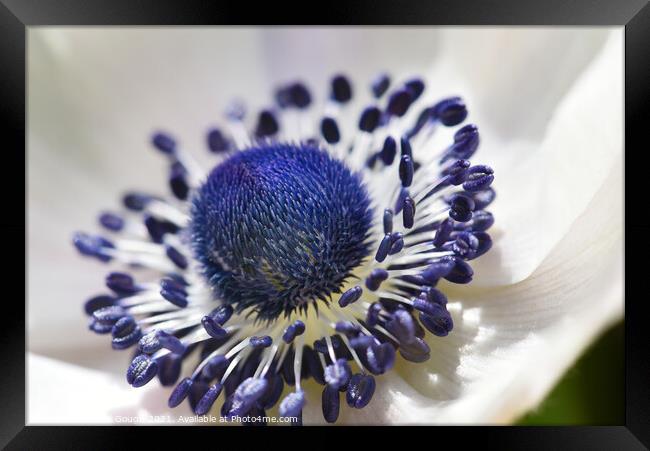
(4, 0, 648, 447)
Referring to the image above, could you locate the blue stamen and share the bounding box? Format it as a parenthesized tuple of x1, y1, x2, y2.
(152, 131, 177, 155)
(206, 127, 231, 153)
(127, 354, 159, 387)
(331, 74, 353, 104)
(338, 286, 363, 308)
(320, 117, 341, 144)
(346, 374, 376, 409)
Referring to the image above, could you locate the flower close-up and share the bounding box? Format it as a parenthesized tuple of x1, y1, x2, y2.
(27, 27, 623, 425)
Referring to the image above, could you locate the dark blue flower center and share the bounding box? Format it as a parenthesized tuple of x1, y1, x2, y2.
(190, 143, 373, 320)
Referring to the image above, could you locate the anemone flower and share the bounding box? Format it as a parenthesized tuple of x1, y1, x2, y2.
(27, 27, 623, 425)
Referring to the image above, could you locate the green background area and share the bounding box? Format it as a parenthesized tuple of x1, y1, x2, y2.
(516, 321, 624, 425)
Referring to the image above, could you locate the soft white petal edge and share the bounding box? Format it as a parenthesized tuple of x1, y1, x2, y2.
(315, 157, 622, 425)
(27, 353, 195, 424)
(465, 31, 623, 286)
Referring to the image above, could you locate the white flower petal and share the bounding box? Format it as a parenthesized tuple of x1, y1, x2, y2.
(28, 353, 195, 424)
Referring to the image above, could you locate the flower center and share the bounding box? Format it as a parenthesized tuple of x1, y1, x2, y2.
(190, 143, 373, 320)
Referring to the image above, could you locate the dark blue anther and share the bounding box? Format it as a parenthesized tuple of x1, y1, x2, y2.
(201, 355, 229, 381)
(250, 336, 273, 348)
(366, 302, 382, 327)
(375, 233, 392, 262)
(463, 165, 494, 192)
(331, 74, 352, 103)
(201, 316, 228, 339)
(335, 321, 361, 335)
(467, 210, 494, 232)
(444, 257, 474, 284)
(283, 83, 311, 109)
(349, 335, 375, 350)
(433, 96, 468, 126)
(158, 353, 182, 386)
(98, 212, 124, 232)
(209, 304, 234, 325)
(165, 245, 188, 270)
(195, 383, 223, 415)
(383, 209, 393, 234)
(167, 273, 189, 287)
(346, 374, 376, 409)
(255, 110, 279, 137)
(320, 117, 341, 144)
(168, 377, 193, 407)
(358, 106, 381, 133)
(89, 318, 113, 334)
(472, 187, 496, 209)
(260, 373, 285, 410)
(160, 285, 188, 308)
(339, 286, 363, 308)
(324, 358, 351, 389)
(122, 192, 154, 211)
(111, 316, 142, 350)
(160, 277, 187, 296)
(365, 268, 389, 291)
(405, 78, 425, 102)
(139, 330, 185, 355)
(386, 89, 412, 117)
(144, 214, 177, 244)
(282, 320, 306, 343)
(444, 124, 479, 160)
(152, 131, 177, 155)
(303, 346, 325, 385)
(449, 193, 475, 222)
(274, 86, 292, 109)
(322, 384, 340, 423)
(402, 196, 416, 229)
(84, 295, 116, 315)
(420, 256, 456, 284)
(451, 231, 480, 258)
(400, 136, 412, 158)
(442, 159, 471, 186)
(399, 155, 414, 187)
(206, 127, 230, 153)
(313, 335, 343, 354)
(407, 106, 435, 138)
(469, 231, 492, 259)
(189, 381, 211, 414)
(228, 377, 269, 417)
(385, 309, 416, 344)
(371, 73, 391, 98)
(279, 390, 306, 418)
(433, 218, 454, 248)
(92, 305, 126, 327)
(419, 306, 454, 337)
(126, 354, 159, 387)
(399, 336, 431, 363)
(106, 272, 138, 295)
(169, 162, 189, 201)
(380, 136, 397, 165)
(420, 287, 448, 305)
(413, 296, 442, 316)
(394, 187, 409, 214)
(388, 232, 404, 255)
(366, 341, 396, 375)
(72, 232, 113, 262)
